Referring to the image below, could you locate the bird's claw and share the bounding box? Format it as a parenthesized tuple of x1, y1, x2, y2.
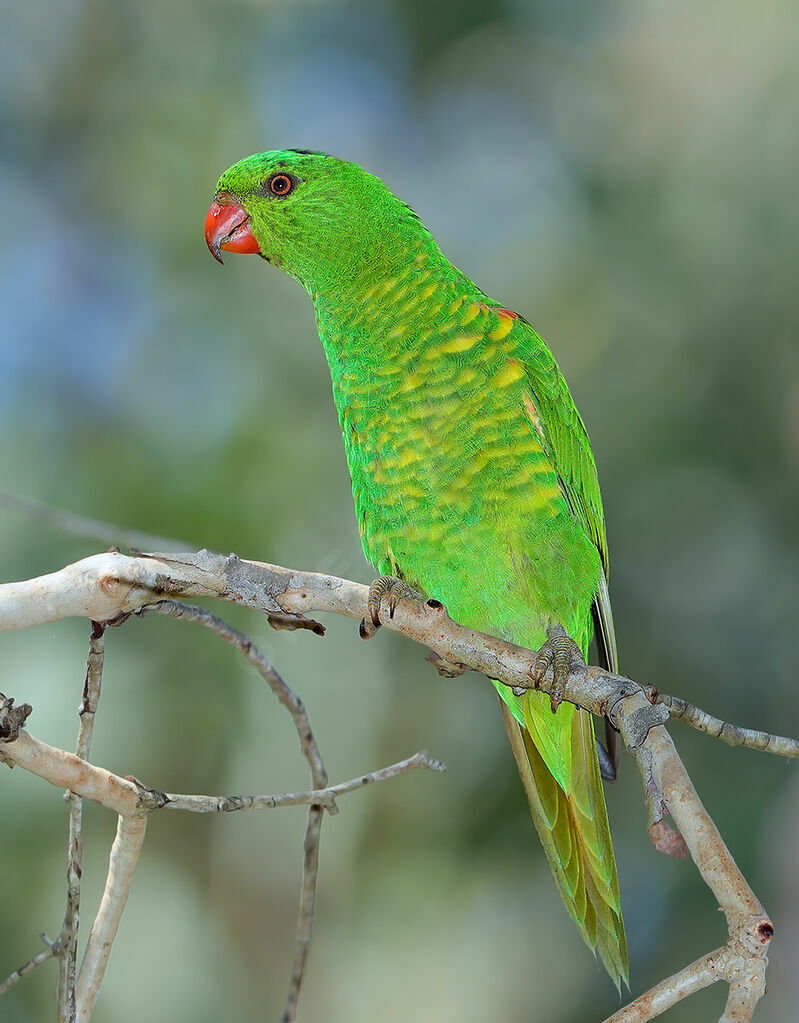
(359, 576, 426, 638)
(531, 625, 586, 712)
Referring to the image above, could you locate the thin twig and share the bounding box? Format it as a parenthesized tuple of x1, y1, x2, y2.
(148, 751, 445, 813)
(75, 623, 106, 761)
(2, 724, 439, 1019)
(279, 748, 443, 1022)
(138, 601, 329, 790)
(0, 939, 58, 996)
(57, 792, 81, 1023)
(658, 692, 799, 758)
(136, 600, 332, 1022)
(283, 805, 322, 1023)
(0, 489, 188, 552)
(1, 728, 442, 824)
(57, 622, 107, 1023)
(136, 597, 337, 1018)
(1, 713, 441, 1021)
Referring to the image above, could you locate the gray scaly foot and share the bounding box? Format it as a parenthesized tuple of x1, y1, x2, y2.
(359, 575, 426, 638)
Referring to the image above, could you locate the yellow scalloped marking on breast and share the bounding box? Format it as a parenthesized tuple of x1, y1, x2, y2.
(489, 310, 516, 342)
(440, 334, 479, 354)
(461, 302, 483, 325)
(493, 359, 526, 388)
(396, 447, 425, 468)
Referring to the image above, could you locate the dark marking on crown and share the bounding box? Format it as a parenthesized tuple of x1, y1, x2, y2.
(287, 149, 329, 156)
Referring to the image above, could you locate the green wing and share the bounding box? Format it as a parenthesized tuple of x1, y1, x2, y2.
(515, 324, 609, 573)
(496, 309, 627, 985)
(502, 313, 617, 670)
(513, 312, 620, 744)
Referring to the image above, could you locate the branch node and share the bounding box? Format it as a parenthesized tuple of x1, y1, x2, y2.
(425, 651, 468, 677)
(732, 914, 775, 960)
(0, 693, 33, 742)
(131, 782, 171, 812)
(755, 920, 774, 944)
(105, 610, 133, 628)
(623, 703, 671, 749)
(268, 612, 326, 636)
(648, 820, 688, 859)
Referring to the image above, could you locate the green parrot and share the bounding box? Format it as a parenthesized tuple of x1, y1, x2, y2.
(205, 150, 627, 984)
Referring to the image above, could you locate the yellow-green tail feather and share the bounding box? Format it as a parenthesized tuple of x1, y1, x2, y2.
(499, 699, 628, 987)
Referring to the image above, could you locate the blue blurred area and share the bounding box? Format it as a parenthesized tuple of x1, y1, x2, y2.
(2, 2, 799, 1021)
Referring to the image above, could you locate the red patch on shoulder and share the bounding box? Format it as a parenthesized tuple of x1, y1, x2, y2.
(497, 307, 519, 320)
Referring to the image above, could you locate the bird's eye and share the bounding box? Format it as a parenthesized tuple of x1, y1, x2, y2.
(267, 173, 295, 197)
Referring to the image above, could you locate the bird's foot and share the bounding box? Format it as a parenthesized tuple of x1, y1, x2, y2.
(531, 625, 586, 712)
(359, 575, 426, 639)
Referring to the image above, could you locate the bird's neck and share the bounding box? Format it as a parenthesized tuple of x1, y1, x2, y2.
(311, 233, 480, 370)
(308, 215, 439, 298)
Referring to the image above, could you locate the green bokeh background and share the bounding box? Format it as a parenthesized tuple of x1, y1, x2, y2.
(2, 2, 798, 1021)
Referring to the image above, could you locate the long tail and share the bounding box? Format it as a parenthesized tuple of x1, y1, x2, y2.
(499, 698, 628, 987)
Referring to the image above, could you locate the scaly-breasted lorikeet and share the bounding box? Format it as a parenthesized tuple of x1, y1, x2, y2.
(205, 150, 627, 984)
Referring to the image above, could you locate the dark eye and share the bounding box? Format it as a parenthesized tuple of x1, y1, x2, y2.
(267, 172, 295, 197)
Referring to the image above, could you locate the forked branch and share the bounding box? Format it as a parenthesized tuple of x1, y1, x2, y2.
(0, 709, 442, 1019)
(0, 549, 786, 1022)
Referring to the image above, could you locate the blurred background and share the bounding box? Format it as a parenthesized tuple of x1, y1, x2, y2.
(1, 1, 798, 1020)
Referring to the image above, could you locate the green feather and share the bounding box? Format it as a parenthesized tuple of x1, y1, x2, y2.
(214, 150, 628, 985)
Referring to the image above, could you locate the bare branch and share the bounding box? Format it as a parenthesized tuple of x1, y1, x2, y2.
(0, 692, 33, 740)
(74, 813, 147, 1023)
(75, 622, 106, 761)
(1, 729, 142, 814)
(137, 600, 329, 790)
(3, 548, 789, 760)
(657, 692, 799, 758)
(721, 974, 766, 1023)
(135, 598, 331, 1019)
(0, 939, 58, 996)
(1, 722, 442, 820)
(148, 751, 445, 814)
(602, 704, 773, 1021)
(603, 948, 724, 1022)
(1, 696, 442, 1022)
(58, 622, 107, 1022)
(283, 806, 322, 1023)
(58, 790, 81, 1023)
(277, 749, 447, 1022)
(0, 550, 784, 1021)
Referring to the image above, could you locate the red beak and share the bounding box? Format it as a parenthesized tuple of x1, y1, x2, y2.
(204, 194, 261, 264)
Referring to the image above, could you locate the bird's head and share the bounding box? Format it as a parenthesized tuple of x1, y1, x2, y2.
(205, 149, 426, 295)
